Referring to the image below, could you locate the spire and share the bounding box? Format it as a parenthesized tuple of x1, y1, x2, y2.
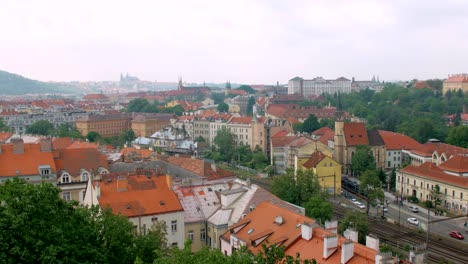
(178, 77, 183, 91)
(377, 75, 380, 83)
(372, 75, 376, 82)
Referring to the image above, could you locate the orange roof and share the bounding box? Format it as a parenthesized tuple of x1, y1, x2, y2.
(271, 135, 299, 148)
(312, 127, 333, 136)
(343, 123, 368, 146)
(438, 155, 468, 173)
(228, 89, 248, 96)
(165, 156, 235, 180)
(178, 115, 195, 122)
(401, 162, 468, 188)
(55, 148, 108, 176)
(410, 142, 468, 157)
(0, 132, 13, 142)
(377, 130, 422, 150)
(229, 116, 253, 125)
(52, 137, 98, 150)
(271, 130, 289, 138)
(445, 74, 468, 83)
(120, 147, 154, 159)
(84, 93, 109, 100)
(302, 152, 326, 169)
(318, 130, 335, 145)
(0, 143, 56, 177)
(413, 81, 432, 89)
(97, 174, 183, 217)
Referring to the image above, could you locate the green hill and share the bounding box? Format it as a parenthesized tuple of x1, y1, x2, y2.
(0, 70, 77, 95)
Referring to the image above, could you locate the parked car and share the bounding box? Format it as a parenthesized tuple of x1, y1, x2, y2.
(378, 204, 389, 212)
(351, 198, 357, 203)
(407, 217, 419, 225)
(358, 204, 366, 209)
(449, 231, 464, 240)
(408, 205, 419, 213)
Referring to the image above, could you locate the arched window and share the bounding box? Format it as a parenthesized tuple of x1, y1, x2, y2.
(81, 172, 89, 182)
(62, 173, 70, 183)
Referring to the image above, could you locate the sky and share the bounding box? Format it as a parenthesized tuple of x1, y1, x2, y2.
(1, 0, 467, 84)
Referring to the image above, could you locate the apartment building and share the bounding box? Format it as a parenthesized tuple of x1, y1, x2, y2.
(0, 111, 87, 134)
(75, 113, 131, 137)
(288, 76, 352, 97)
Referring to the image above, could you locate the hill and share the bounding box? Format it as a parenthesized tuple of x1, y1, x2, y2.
(0, 70, 77, 95)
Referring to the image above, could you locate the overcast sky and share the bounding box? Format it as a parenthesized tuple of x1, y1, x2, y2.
(1, 0, 467, 84)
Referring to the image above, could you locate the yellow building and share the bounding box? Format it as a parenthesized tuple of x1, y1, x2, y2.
(75, 113, 131, 137)
(298, 152, 342, 194)
(443, 74, 468, 95)
(131, 113, 173, 137)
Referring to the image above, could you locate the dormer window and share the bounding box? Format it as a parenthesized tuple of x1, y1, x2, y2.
(39, 165, 51, 176)
(62, 173, 70, 183)
(81, 172, 89, 182)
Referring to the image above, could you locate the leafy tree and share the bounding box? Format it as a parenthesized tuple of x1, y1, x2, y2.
(119, 129, 136, 144)
(250, 148, 269, 171)
(133, 222, 168, 263)
(446, 126, 468, 148)
(211, 93, 226, 105)
(429, 184, 443, 210)
(359, 170, 384, 215)
(301, 114, 320, 133)
(247, 96, 255, 115)
(128, 98, 151, 112)
(389, 167, 396, 192)
(213, 127, 235, 162)
(86, 131, 101, 142)
(237, 85, 256, 94)
(293, 122, 303, 133)
(0, 119, 12, 132)
(351, 145, 375, 176)
(377, 169, 387, 186)
(162, 105, 184, 116)
(319, 118, 335, 129)
(338, 210, 368, 244)
(217, 102, 229, 112)
(54, 123, 83, 138)
(304, 193, 333, 225)
(271, 169, 321, 206)
(25, 120, 54, 135)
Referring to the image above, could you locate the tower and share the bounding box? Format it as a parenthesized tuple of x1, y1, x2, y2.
(334, 120, 345, 166)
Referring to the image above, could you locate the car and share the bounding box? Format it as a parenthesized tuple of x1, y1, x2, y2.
(407, 218, 419, 225)
(449, 231, 464, 240)
(358, 204, 366, 209)
(377, 204, 389, 212)
(408, 205, 419, 213)
(351, 198, 357, 203)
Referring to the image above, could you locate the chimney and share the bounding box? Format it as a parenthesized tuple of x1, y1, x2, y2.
(343, 229, 358, 243)
(325, 220, 338, 234)
(365, 235, 379, 251)
(340, 239, 354, 264)
(96, 182, 101, 198)
(323, 234, 338, 259)
(40, 137, 52, 152)
(12, 137, 24, 154)
(301, 221, 318, 240)
(211, 162, 217, 172)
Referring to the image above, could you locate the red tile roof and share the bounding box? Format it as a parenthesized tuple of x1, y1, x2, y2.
(445, 74, 468, 83)
(302, 152, 326, 169)
(271, 130, 289, 138)
(271, 135, 299, 148)
(83, 93, 109, 100)
(401, 162, 468, 188)
(52, 137, 98, 150)
(411, 142, 468, 157)
(312, 127, 333, 136)
(413, 81, 432, 89)
(97, 174, 183, 217)
(343, 123, 368, 146)
(165, 156, 235, 180)
(228, 89, 248, 96)
(0, 143, 56, 177)
(318, 130, 335, 146)
(120, 147, 154, 159)
(377, 130, 422, 150)
(0, 132, 13, 142)
(229, 116, 253, 125)
(438, 155, 468, 173)
(55, 148, 108, 176)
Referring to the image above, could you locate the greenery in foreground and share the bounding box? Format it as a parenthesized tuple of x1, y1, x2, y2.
(0, 179, 318, 264)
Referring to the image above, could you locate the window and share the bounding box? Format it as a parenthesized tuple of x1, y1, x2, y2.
(151, 217, 158, 222)
(62, 173, 70, 183)
(453, 190, 455, 197)
(188, 230, 194, 241)
(200, 228, 206, 240)
(445, 188, 447, 195)
(62, 191, 71, 201)
(461, 192, 463, 200)
(427, 184, 429, 189)
(413, 180, 416, 186)
(172, 242, 178, 247)
(420, 182, 423, 188)
(40, 167, 50, 175)
(171, 220, 177, 232)
(81, 172, 89, 182)
(388, 161, 391, 167)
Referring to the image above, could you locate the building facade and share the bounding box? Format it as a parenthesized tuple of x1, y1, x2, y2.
(1, 111, 87, 134)
(443, 74, 468, 95)
(288, 76, 352, 97)
(75, 113, 131, 137)
(131, 113, 174, 137)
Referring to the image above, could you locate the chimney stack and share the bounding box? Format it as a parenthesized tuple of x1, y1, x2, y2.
(340, 239, 354, 264)
(211, 162, 217, 172)
(12, 137, 24, 154)
(96, 182, 101, 198)
(325, 220, 338, 234)
(323, 234, 338, 259)
(40, 137, 52, 152)
(365, 235, 380, 251)
(343, 229, 358, 243)
(301, 222, 318, 240)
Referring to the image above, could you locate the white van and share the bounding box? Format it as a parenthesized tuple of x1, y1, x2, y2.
(409, 205, 419, 213)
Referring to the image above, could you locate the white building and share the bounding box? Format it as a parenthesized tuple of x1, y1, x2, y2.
(288, 76, 352, 97)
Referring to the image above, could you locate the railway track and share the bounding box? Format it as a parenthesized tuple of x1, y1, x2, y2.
(334, 205, 468, 264)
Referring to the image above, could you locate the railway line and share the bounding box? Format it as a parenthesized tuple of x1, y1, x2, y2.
(334, 205, 468, 264)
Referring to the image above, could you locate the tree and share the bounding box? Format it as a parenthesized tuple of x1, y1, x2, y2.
(211, 93, 226, 105)
(247, 96, 255, 115)
(359, 170, 384, 216)
(293, 122, 303, 133)
(429, 184, 443, 211)
(389, 167, 396, 192)
(377, 169, 387, 186)
(237, 85, 256, 94)
(25, 120, 54, 135)
(54, 123, 83, 138)
(0, 119, 11, 132)
(250, 148, 269, 171)
(301, 115, 320, 133)
(213, 127, 235, 162)
(86, 131, 101, 142)
(446, 126, 468, 148)
(271, 169, 321, 206)
(119, 129, 136, 144)
(133, 222, 168, 263)
(128, 98, 151, 112)
(217, 102, 229, 112)
(338, 210, 368, 244)
(351, 145, 375, 176)
(304, 193, 333, 225)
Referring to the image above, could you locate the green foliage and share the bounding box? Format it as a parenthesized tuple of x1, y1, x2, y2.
(389, 168, 396, 192)
(446, 126, 468, 148)
(351, 145, 375, 176)
(0, 119, 12, 132)
(338, 210, 369, 244)
(128, 98, 152, 112)
(213, 127, 236, 161)
(25, 120, 55, 135)
(217, 102, 229, 112)
(133, 222, 168, 263)
(119, 129, 136, 144)
(319, 118, 335, 129)
(0, 70, 77, 95)
(271, 170, 321, 206)
(54, 123, 83, 138)
(293, 122, 303, 133)
(161, 105, 184, 116)
(359, 170, 384, 215)
(247, 96, 255, 115)
(301, 115, 320, 133)
(237, 85, 256, 94)
(86, 131, 101, 142)
(304, 192, 333, 225)
(211, 93, 226, 104)
(429, 184, 443, 209)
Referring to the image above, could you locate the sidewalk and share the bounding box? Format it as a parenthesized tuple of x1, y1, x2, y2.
(384, 191, 447, 220)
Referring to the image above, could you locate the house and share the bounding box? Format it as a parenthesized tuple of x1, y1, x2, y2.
(75, 113, 131, 137)
(220, 202, 388, 263)
(227, 116, 266, 152)
(0, 137, 56, 185)
(298, 152, 342, 194)
(397, 156, 468, 215)
(131, 113, 174, 137)
(84, 172, 185, 248)
(443, 74, 468, 95)
(378, 130, 422, 169)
